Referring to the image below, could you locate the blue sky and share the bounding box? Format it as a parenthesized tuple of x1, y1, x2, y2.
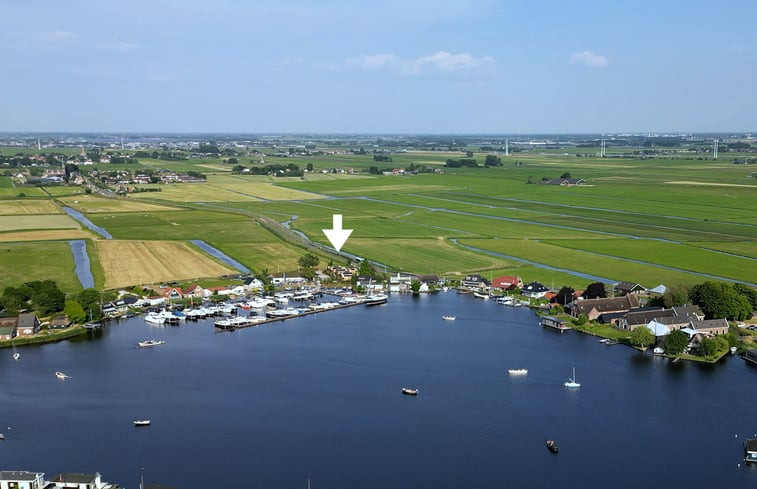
(1, 0, 755, 133)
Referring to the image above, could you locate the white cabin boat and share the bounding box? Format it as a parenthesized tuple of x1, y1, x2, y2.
(133, 420, 151, 426)
(144, 312, 165, 325)
(442, 315, 456, 321)
(55, 371, 69, 380)
(138, 339, 166, 348)
(401, 387, 418, 396)
(508, 368, 528, 375)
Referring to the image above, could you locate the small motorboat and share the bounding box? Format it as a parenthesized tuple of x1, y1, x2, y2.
(730, 346, 738, 355)
(133, 420, 151, 427)
(0, 433, 4, 440)
(401, 387, 419, 396)
(508, 368, 528, 375)
(653, 347, 665, 355)
(55, 371, 69, 380)
(12, 352, 20, 360)
(546, 439, 558, 453)
(137, 340, 166, 348)
(442, 315, 456, 321)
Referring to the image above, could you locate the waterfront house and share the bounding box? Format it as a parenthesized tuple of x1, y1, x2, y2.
(417, 274, 441, 287)
(461, 274, 490, 290)
(0, 471, 45, 489)
(0, 318, 17, 340)
(15, 313, 41, 337)
(570, 295, 640, 321)
(690, 318, 729, 336)
(242, 277, 265, 291)
(617, 307, 675, 331)
(613, 282, 646, 296)
(522, 282, 550, 299)
(491, 275, 523, 290)
(541, 315, 570, 332)
(49, 315, 72, 329)
(50, 472, 118, 489)
(389, 273, 413, 293)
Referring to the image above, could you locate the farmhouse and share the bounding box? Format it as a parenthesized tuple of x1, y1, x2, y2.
(690, 318, 729, 336)
(542, 178, 585, 186)
(0, 318, 17, 340)
(570, 295, 640, 321)
(617, 305, 704, 331)
(614, 282, 646, 296)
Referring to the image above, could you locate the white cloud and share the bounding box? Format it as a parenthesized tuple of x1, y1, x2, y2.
(404, 51, 494, 74)
(570, 50, 609, 67)
(96, 42, 140, 52)
(344, 51, 494, 75)
(346, 54, 400, 70)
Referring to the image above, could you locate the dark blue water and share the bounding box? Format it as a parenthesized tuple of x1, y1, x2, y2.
(69, 240, 95, 289)
(63, 207, 113, 239)
(1, 293, 755, 488)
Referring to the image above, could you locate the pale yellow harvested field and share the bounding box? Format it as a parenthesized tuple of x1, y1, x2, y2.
(665, 181, 757, 188)
(128, 184, 260, 202)
(217, 183, 322, 200)
(95, 240, 235, 289)
(0, 200, 62, 215)
(58, 195, 180, 213)
(0, 214, 80, 231)
(0, 229, 94, 242)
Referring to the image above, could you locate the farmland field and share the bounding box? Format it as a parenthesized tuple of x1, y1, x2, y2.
(58, 195, 181, 213)
(0, 242, 83, 291)
(0, 229, 95, 242)
(0, 200, 62, 215)
(1, 147, 756, 293)
(0, 214, 80, 231)
(94, 240, 236, 289)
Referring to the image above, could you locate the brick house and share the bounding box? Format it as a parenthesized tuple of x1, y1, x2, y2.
(15, 313, 41, 337)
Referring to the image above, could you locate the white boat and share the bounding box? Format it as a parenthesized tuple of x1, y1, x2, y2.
(442, 315, 456, 321)
(12, 352, 20, 360)
(137, 339, 166, 348)
(144, 312, 165, 325)
(508, 368, 528, 375)
(0, 433, 4, 440)
(473, 291, 490, 300)
(55, 371, 69, 380)
(364, 294, 388, 306)
(497, 296, 515, 305)
(564, 367, 580, 388)
(133, 420, 151, 426)
(730, 346, 738, 354)
(653, 347, 665, 355)
(401, 387, 418, 396)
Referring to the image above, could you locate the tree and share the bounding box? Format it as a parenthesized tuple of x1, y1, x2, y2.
(574, 313, 588, 325)
(560, 172, 572, 178)
(733, 283, 757, 310)
(663, 284, 690, 307)
(583, 282, 606, 299)
(64, 300, 87, 324)
(410, 280, 421, 294)
(484, 154, 502, 167)
(77, 288, 102, 320)
(306, 163, 314, 172)
(554, 286, 575, 307)
(629, 326, 655, 349)
(663, 329, 689, 355)
(298, 253, 320, 269)
(25, 280, 65, 315)
(699, 336, 728, 358)
(466, 150, 474, 157)
(689, 281, 752, 320)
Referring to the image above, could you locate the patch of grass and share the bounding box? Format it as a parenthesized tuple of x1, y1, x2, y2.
(0, 241, 83, 291)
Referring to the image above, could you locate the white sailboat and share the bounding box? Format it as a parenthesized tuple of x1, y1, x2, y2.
(12, 343, 19, 360)
(564, 367, 580, 388)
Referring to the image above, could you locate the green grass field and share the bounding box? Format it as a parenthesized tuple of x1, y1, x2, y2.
(1, 148, 755, 292)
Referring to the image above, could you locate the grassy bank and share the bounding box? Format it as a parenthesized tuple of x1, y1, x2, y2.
(0, 325, 87, 349)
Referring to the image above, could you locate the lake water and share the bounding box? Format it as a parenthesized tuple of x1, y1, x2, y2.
(1, 293, 755, 488)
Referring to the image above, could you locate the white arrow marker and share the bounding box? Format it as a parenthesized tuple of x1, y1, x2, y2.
(322, 214, 353, 252)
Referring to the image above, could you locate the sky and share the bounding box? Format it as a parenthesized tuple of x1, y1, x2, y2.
(1, 0, 755, 134)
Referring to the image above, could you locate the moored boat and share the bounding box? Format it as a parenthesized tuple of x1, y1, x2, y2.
(137, 339, 166, 348)
(442, 315, 456, 321)
(401, 387, 418, 396)
(564, 367, 580, 388)
(365, 294, 388, 306)
(508, 368, 528, 375)
(55, 371, 69, 380)
(546, 439, 558, 453)
(144, 312, 165, 325)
